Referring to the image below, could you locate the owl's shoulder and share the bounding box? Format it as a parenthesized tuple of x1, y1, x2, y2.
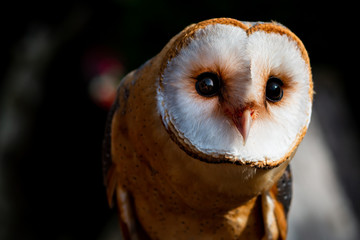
(102, 67, 139, 203)
(267, 165, 292, 239)
(102, 71, 132, 184)
(274, 165, 292, 216)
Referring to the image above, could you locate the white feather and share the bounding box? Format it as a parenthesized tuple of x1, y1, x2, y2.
(157, 24, 312, 164)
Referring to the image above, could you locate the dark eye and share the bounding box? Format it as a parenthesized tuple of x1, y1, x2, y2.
(195, 72, 221, 97)
(266, 77, 284, 102)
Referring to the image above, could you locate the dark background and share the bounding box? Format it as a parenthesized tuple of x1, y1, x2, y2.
(0, 1, 359, 240)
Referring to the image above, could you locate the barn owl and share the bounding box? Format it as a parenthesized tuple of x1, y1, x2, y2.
(103, 18, 313, 240)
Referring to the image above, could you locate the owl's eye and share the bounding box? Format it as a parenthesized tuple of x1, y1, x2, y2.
(266, 77, 284, 102)
(195, 72, 221, 97)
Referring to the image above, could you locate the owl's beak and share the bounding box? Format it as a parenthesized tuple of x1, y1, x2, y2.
(233, 108, 253, 145)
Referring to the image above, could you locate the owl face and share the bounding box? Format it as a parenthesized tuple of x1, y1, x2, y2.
(157, 19, 312, 168)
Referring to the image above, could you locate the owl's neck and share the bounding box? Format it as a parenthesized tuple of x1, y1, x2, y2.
(129, 160, 277, 240)
(133, 180, 265, 240)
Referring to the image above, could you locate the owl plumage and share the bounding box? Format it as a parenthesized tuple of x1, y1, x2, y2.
(103, 18, 313, 240)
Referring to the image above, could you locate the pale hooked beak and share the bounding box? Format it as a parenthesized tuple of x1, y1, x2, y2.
(233, 108, 253, 145)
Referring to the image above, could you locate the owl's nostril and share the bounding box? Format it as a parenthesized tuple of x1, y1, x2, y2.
(235, 107, 255, 119)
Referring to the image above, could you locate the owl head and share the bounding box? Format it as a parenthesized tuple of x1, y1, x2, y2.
(157, 18, 313, 169)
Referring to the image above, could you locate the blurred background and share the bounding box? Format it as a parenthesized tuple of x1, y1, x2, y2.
(0, 0, 359, 239)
